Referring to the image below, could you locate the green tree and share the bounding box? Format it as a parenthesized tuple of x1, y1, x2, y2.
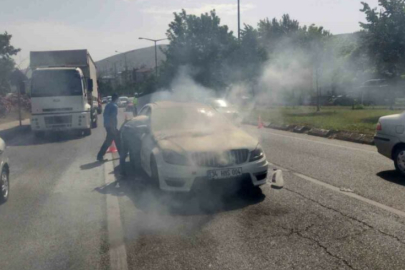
(0, 32, 20, 94)
(226, 25, 267, 87)
(305, 25, 332, 111)
(360, 0, 405, 78)
(258, 14, 306, 56)
(162, 10, 238, 92)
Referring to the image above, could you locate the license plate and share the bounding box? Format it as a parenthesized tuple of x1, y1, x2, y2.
(207, 168, 243, 180)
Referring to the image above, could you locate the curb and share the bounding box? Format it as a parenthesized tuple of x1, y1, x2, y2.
(308, 128, 335, 138)
(0, 125, 30, 142)
(293, 126, 310, 133)
(334, 132, 374, 145)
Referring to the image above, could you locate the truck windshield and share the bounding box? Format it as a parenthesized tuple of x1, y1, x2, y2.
(31, 70, 83, 97)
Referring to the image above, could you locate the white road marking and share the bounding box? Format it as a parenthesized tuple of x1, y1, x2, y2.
(257, 128, 378, 154)
(105, 154, 128, 270)
(269, 162, 405, 219)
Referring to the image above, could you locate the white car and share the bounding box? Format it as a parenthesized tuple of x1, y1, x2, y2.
(122, 101, 271, 193)
(208, 99, 242, 123)
(118, 96, 129, 108)
(375, 112, 405, 175)
(0, 138, 9, 203)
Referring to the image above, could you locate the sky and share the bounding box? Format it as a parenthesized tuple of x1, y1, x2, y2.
(1, 0, 379, 68)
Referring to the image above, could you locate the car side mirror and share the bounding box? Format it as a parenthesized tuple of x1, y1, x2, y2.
(87, 79, 93, 92)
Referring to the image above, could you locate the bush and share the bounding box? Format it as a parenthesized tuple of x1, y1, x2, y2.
(353, 104, 364, 110)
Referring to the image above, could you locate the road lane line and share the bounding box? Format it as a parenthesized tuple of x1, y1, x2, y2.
(104, 154, 128, 270)
(260, 129, 377, 154)
(293, 172, 405, 219)
(269, 161, 405, 219)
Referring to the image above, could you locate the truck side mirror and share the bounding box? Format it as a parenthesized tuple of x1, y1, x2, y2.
(87, 79, 94, 92)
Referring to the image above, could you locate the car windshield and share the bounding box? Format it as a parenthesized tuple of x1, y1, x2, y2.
(152, 105, 233, 135)
(31, 70, 83, 97)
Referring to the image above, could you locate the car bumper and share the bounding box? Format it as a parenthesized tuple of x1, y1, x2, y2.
(156, 157, 269, 192)
(374, 134, 399, 159)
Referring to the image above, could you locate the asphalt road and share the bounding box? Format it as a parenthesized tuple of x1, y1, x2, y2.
(1, 110, 405, 270)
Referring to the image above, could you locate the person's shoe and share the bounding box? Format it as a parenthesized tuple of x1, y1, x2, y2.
(97, 155, 104, 162)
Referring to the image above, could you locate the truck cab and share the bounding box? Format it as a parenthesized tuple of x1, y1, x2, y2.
(30, 67, 96, 136)
(29, 50, 99, 136)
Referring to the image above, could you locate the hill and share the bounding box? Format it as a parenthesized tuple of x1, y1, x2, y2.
(96, 45, 168, 76)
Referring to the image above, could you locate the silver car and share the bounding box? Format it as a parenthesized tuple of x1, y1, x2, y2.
(375, 112, 405, 175)
(0, 138, 9, 203)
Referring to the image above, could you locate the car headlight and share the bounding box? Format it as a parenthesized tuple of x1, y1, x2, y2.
(249, 144, 264, 162)
(162, 150, 189, 166)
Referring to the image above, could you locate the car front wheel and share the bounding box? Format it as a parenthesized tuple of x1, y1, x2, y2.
(0, 167, 9, 203)
(394, 147, 405, 176)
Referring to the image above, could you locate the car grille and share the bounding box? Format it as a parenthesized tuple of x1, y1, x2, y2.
(45, 115, 72, 127)
(191, 149, 249, 167)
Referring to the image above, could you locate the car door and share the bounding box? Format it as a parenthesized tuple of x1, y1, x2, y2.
(139, 106, 155, 176)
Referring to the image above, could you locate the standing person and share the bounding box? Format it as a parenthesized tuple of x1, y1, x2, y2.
(119, 115, 149, 177)
(132, 94, 138, 116)
(97, 93, 121, 161)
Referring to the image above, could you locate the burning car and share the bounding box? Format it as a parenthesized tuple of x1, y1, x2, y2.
(121, 101, 274, 193)
(207, 99, 242, 123)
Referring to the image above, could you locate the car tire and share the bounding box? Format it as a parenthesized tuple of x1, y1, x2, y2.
(0, 167, 9, 203)
(150, 156, 160, 189)
(84, 128, 92, 136)
(394, 147, 405, 176)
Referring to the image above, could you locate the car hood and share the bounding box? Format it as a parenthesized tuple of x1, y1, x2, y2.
(216, 107, 238, 114)
(154, 128, 258, 152)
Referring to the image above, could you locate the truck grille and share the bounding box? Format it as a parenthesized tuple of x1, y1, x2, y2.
(191, 149, 249, 167)
(43, 108, 73, 112)
(45, 115, 72, 126)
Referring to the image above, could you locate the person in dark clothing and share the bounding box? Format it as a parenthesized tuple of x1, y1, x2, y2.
(119, 115, 149, 176)
(97, 93, 121, 161)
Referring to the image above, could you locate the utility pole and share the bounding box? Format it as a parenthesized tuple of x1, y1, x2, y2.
(238, 0, 241, 41)
(139, 37, 168, 78)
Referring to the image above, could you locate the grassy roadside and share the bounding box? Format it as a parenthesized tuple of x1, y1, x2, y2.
(250, 106, 403, 135)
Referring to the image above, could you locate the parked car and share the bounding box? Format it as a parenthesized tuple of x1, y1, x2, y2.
(102, 97, 109, 104)
(0, 138, 9, 203)
(375, 112, 405, 175)
(118, 96, 129, 108)
(121, 101, 278, 193)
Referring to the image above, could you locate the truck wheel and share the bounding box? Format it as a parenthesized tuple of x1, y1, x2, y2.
(0, 167, 9, 203)
(394, 147, 405, 176)
(84, 128, 92, 136)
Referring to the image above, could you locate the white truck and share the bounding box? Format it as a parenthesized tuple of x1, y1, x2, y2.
(30, 50, 101, 136)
